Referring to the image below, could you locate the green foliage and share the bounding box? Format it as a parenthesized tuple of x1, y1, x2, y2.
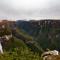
(0, 48, 42, 60)
(0, 25, 42, 60)
(0, 37, 42, 60)
(16, 28, 33, 41)
(34, 24, 60, 50)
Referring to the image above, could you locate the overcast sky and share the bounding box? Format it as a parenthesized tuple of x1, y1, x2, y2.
(0, 0, 60, 20)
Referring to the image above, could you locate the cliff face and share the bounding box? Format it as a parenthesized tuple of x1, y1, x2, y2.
(16, 20, 60, 35)
(16, 20, 60, 51)
(1, 19, 60, 52)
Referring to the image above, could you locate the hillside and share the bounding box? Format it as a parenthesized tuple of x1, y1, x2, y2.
(0, 37, 41, 60)
(0, 20, 60, 60)
(0, 20, 41, 60)
(12, 28, 44, 53)
(16, 20, 60, 51)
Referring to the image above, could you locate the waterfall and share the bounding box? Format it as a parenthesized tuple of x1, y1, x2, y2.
(0, 42, 3, 54)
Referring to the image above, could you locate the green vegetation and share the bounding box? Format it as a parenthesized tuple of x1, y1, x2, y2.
(1, 37, 42, 60)
(16, 20, 60, 52)
(34, 23, 60, 51)
(16, 28, 33, 41)
(0, 26, 42, 60)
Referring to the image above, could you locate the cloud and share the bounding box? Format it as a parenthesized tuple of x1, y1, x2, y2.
(0, 0, 60, 20)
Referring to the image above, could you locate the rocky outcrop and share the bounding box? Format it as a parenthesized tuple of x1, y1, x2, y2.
(41, 50, 59, 60)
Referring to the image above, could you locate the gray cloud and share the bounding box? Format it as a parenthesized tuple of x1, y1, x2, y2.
(0, 0, 60, 20)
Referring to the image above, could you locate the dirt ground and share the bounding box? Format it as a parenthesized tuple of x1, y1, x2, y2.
(46, 55, 60, 60)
